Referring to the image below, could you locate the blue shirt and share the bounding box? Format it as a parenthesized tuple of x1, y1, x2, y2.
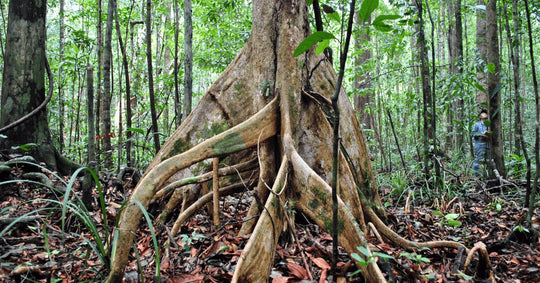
(471, 120, 488, 141)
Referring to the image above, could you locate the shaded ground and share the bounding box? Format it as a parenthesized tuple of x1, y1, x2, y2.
(0, 162, 539, 282)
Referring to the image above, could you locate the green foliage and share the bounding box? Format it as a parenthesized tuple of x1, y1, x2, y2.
(351, 246, 394, 275)
(399, 251, 431, 265)
(433, 211, 462, 227)
(293, 31, 336, 57)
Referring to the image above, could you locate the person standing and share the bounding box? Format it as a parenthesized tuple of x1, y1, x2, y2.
(471, 110, 490, 176)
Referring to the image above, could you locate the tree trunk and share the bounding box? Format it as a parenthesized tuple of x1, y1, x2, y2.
(146, 0, 161, 152)
(114, 1, 134, 166)
(173, 0, 181, 126)
(182, 0, 193, 122)
(101, 0, 114, 169)
(0, 0, 78, 176)
(414, 0, 434, 180)
(448, 0, 464, 151)
(107, 0, 469, 282)
(353, 14, 373, 130)
(58, 0, 66, 153)
(475, 0, 488, 105)
(486, 0, 505, 177)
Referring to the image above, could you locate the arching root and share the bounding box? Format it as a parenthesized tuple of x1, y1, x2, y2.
(107, 98, 278, 282)
(464, 242, 495, 281)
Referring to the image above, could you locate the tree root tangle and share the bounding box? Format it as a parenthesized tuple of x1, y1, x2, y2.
(106, 1, 490, 281)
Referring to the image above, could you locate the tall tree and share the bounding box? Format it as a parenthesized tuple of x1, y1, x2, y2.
(107, 1, 469, 282)
(354, 13, 373, 130)
(0, 0, 77, 175)
(58, 0, 66, 153)
(413, 0, 435, 179)
(486, 0, 505, 177)
(475, 0, 488, 105)
(447, 0, 464, 151)
(101, 0, 115, 169)
(182, 0, 193, 122)
(114, 0, 134, 166)
(146, 0, 161, 152)
(173, 0, 181, 126)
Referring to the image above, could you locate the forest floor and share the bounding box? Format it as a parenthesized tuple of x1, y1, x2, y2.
(0, 163, 539, 283)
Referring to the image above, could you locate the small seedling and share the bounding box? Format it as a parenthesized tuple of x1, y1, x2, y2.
(351, 246, 394, 275)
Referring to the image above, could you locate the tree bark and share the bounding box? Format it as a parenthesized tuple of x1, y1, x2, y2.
(475, 0, 488, 105)
(182, 0, 193, 122)
(107, 1, 468, 282)
(486, 0, 505, 177)
(101, 0, 115, 169)
(146, 0, 161, 152)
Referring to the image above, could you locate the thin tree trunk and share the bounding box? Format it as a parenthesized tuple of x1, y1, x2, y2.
(476, 0, 488, 105)
(101, 0, 115, 169)
(174, 0, 181, 126)
(96, 0, 103, 167)
(414, 0, 434, 179)
(182, 0, 193, 122)
(115, 0, 134, 166)
(354, 13, 373, 130)
(146, 0, 161, 152)
(524, 0, 539, 226)
(486, 0, 505, 177)
(58, 0, 65, 153)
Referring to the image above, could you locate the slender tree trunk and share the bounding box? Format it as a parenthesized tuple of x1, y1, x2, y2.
(182, 0, 193, 122)
(96, 0, 103, 167)
(82, 66, 96, 209)
(174, 0, 181, 126)
(115, 1, 133, 166)
(448, 0, 464, 151)
(146, 0, 161, 152)
(101, 0, 115, 169)
(476, 0, 488, 105)
(414, 0, 434, 179)
(58, 0, 65, 153)
(524, 0, 539, 226)
(486, 0, 505, 177)
(354, 13, 373, 130)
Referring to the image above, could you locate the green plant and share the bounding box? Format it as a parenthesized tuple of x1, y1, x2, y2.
(433, 211, 462, 227)
(351, 246, 394, 275)
(179, 231, 207, 253)
(399, 251, 431, 265)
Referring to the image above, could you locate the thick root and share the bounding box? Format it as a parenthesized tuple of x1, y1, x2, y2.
(289, 150, 386, 282)
(464, 242, 495, 281)
(107, 98, 278, 282)
(232, 157, 289, 282)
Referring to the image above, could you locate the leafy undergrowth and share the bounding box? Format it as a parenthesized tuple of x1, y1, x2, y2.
(1, 164, 539, 282)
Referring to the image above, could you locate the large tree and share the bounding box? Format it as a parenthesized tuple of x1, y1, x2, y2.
(107, 0, 471, 281)
(0, 0, 77, 175)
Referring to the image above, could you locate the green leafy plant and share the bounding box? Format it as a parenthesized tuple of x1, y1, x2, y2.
(433, 211, 462, 227)
(399, 251, 431, 265)
(179, 231, 207, 253)
(351, 246, 394, 275)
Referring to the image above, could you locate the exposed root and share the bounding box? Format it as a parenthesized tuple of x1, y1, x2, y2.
(107, 98, 278, 282)
(365, 203, 469, 253)
(368, 222, 384, 244)
(232, 157, 289, 281)
(289, 150, 386, 282)
(170, 182, 247, 237)
(464, 242, 495, 281)
(152, 158, 258, 201)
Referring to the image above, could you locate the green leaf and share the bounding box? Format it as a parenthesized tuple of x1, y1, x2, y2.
(372, 14, 401, 32)
(12, 143, 39, 152)
(445, 213, 460, 221)
(327, 12, 341, 23)
(372, 252, 395, 260)
(127, 127, 145, 135)
(358, 0, 379, 23)
(447, 219, 462, 227)
(293, 31, 335, 57)
(315, 39, 330, 54)
(487, 62, 496, 74)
